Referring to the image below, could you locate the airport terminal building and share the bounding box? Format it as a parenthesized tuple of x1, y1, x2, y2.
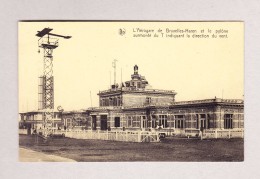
(19, 65, 244, 135)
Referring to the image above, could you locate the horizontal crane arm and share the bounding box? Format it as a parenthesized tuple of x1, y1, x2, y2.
(48, 33, 72, 39)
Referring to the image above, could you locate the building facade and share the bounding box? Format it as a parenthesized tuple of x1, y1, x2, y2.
(19, 65, 244, 135)
(86, 65, 244, 133)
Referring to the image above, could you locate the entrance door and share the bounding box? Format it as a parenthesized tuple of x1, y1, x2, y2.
(200, 114, 206, 130)
(200, 119, 206, 129)
(27, 123, 31, 135)
(92, 115, 97, 130)
(141, 116, 147, 129)
(142, 120, 148, 128)
(115, 117, 120, 127)
(100, 115, 108, 130)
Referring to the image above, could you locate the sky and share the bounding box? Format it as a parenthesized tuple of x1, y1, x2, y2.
(19, 22, 244, 112)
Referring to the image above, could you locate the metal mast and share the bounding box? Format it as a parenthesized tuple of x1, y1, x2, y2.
(112, 59, 118, 85)
(36, 28, 71, 137)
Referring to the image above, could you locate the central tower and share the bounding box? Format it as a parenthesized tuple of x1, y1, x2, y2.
(98, 65, 177, 107)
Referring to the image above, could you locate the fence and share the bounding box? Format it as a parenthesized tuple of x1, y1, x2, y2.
(184, 128, 244, 139)
(202, 129, 244, 139)
(19, 128, 244, 140)
(54, 130, 160, 143)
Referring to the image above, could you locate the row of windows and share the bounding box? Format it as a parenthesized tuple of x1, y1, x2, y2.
(122, 114, 235, 129)
(125, 81, 143, 88)
(100, 97, 122, 106)
(90, 114, 235, 129)
(114, 118, 234, 129)
(126, 115, 181, 120)
(76, 117, 237, 130)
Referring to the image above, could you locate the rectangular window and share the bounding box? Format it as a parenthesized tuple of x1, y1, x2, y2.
(127, 116, 132, 127)
(150, 115, 156, 128)
(105, 98, 109, 106)
(137, 82, 141, 88)
(132, 116, 140, 127)
(158, 115, 168, 128)
(152, 120, 156, 128)
(146, 97, 151, 104)
(224, 114, 233, 129)
(118, 97, 121, 106)
(109, 98, 113, 106)
(115, 117, 120, 127)
(175, 115, 184, 129)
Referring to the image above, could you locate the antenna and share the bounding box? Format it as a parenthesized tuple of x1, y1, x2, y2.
(112, 59, 118, 85)
(121, 67, 122, 85)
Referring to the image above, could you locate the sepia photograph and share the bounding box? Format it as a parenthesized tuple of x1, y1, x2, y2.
(18, 21, 244, 162)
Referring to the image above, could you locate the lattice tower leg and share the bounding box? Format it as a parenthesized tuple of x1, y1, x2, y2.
(43, 48, 54, 137)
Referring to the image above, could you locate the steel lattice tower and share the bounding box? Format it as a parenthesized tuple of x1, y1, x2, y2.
(36, 28, 71, 137)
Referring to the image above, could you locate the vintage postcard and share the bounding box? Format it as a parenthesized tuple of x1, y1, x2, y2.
(18, 21, 244, 162)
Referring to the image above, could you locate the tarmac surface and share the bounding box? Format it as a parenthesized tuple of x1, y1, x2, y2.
(19, 147, 76, 162)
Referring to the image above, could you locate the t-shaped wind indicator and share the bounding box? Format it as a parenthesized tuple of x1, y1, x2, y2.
(36, 27, 71, 138)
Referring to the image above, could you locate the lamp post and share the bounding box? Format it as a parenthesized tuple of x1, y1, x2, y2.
(57, 106, 64, 131)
